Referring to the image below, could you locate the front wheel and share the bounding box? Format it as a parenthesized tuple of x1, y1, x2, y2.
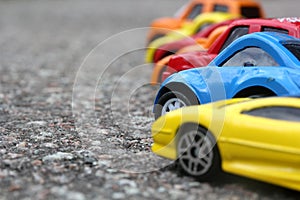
(154, 90, 198, 119)
(176, 126, 221, 181)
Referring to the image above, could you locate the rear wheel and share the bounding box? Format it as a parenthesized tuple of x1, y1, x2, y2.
(176, 126, 221, 180)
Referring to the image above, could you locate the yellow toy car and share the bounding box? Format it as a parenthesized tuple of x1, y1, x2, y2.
(145, 12, 239, 63)
(152, 96, 300, 191)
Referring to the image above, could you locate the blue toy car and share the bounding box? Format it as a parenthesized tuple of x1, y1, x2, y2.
(154, 32, 300, 119)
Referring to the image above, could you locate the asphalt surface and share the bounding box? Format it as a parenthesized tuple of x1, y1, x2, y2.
(0, 0, 300, 199)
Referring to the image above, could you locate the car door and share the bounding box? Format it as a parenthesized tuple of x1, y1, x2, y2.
(197, 46, 284, 103)
(221, 104, 300, 174)
(210, 46, 280, 98)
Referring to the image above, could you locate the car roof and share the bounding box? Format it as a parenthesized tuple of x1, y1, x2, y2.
(193, 19, 237, 38)
(193, 0, 261, 4)
(231, 17, 300, 28)
(210, 31, 300, 66)
(223, 31, 300, 47)
(261, 31, 300, 43)
(272, 17, 300, 26)
(192, 12, 238, 24)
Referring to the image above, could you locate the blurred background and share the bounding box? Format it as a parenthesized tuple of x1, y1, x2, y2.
(0, 0, 298, 102)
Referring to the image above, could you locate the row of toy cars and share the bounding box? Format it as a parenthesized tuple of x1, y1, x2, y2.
(146, 0, 300, 192)
(145, 12, 239, 64)
(147, 0, 264, 43)
(146, 0, 265, 83)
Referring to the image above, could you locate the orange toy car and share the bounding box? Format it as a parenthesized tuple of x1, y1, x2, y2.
(147, 0, 265, 43)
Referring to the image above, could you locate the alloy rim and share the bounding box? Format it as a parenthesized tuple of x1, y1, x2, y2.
(177, 130, 213, 176)
(161, 97, 186, 115)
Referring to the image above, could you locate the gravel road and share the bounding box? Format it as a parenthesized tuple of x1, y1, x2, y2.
(0, 0, 300, 199)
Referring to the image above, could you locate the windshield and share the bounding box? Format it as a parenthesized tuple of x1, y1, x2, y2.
(283, 43, 300, 62)
(242, 105, 300, 122)
(187, 4, 203, 20)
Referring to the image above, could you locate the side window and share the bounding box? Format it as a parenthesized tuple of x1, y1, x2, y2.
(242, 106, 300, 122)
(221, 47, 279, 67)
(262, 27, 289, 34)
(220, 26, 249, 51)
(213, 4, 229, 12)
(241, 7, 260, 18)
(195, 22, 213, 33)
(284, 44, 300, 61)
(187, 4, 203, 20)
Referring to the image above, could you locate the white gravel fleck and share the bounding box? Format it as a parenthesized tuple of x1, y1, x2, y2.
(124, 187, 140, 195)
(40, 131, 53, 137)
(112, 192, 126, 199)
(91, 141, 101, 146)
(41, 143, 58, 148)
(42, 152, 74, 162)
(26, 121, 47, 127)
(118, 179, 137, 187)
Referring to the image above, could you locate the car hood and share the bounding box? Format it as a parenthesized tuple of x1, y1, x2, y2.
(168, 51, 214, 71)
(151, 17, 184, 30)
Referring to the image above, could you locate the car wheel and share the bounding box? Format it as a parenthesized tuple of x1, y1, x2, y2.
(176, 126, 221, 180)
(154, 90, 198, 119)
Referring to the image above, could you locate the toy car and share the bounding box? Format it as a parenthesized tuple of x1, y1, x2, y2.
(162, 17, 300, 81)
(152, 19, 237, 64)
(146, 12, 239, 63)
(153, 32, 300, 119)
(150, 25, 229, 84)
(152, 96, 300, 191)
(147, 0, 264, 43)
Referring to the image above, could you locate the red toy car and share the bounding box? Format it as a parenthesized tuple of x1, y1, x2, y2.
(153, 19, 237, 63)
(162, 17, 300, 81)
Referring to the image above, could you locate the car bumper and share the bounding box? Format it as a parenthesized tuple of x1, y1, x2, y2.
(151, 117, 178, 160)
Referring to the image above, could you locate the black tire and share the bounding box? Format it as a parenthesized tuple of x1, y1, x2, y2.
(154, 90, 198, 119)
(234, 87, 276, 98)
(176, 125, 221, 181)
